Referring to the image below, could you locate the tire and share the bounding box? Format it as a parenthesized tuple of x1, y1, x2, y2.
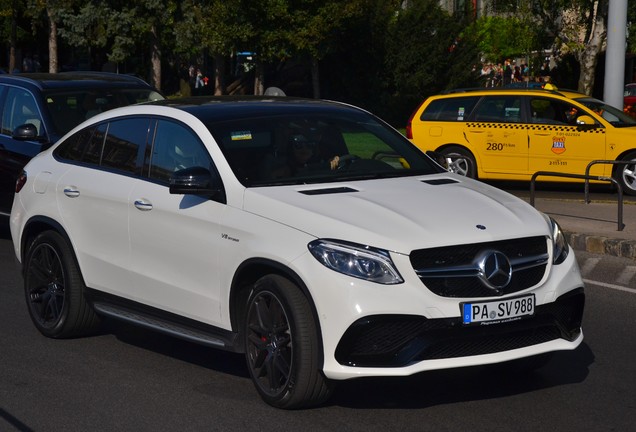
(439, 146, 477, 178)
(24, 231, 100, 338)
(615, 151, 636, 196)
(244, 274, 333, 409)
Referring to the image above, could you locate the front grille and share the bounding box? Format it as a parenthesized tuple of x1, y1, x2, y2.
(335, 289, 584, 368)
(410, 236, 548, 298)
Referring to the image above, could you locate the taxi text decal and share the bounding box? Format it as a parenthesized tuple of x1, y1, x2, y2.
(551, 136, 566, 154)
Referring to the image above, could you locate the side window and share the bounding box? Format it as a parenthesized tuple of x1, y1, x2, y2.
(529, 98, 577, 125)
(55, 124, 104, 165)
(147, 119, 211, 183)
(1, 87, 43, 136)
(101, 118, 151, 174)
(421, 97, 480, 122)
(473, 96, 521, 123)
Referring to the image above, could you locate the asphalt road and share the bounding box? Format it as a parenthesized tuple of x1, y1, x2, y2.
(1, 213, 635, 431)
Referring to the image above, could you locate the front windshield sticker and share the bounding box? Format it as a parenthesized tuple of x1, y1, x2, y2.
(231, 131, 253, 141)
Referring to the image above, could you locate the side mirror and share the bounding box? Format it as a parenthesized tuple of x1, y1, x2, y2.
(12, 123, 40, 141)
(169, 166, 224, 199)
(575, 115, 597, 129)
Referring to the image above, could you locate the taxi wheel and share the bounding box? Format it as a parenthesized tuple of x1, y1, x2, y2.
(440, 146, 477, 178)
(615, 151, 636, 196)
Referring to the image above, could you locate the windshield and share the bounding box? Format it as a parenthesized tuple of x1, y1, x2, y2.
(206, 110, 443, 186)
(574, 97, 636, 127)
(44, 89, 164, 136)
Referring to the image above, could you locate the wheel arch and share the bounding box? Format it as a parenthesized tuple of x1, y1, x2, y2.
(611, 148, 636, 175)
(229, 258, 325, 362)
(19, 216, 73, 266)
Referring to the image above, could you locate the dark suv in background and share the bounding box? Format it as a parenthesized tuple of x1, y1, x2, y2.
(0, 72, 163, 217)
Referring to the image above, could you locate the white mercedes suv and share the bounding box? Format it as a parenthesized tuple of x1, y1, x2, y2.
(10, 97, 585, 409)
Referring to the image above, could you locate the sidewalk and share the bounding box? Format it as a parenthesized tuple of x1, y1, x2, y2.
(527, 197, 636, 261)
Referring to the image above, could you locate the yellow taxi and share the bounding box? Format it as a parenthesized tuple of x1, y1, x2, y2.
(406, 88, 636, 195)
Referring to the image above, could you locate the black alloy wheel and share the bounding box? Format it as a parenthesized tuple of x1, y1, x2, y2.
(24, 231, 99, 338)
(244, 274, 333, 409)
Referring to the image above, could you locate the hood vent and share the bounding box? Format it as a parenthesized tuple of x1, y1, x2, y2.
(421, 178, 459, 186)
(299, 186, 358, 195)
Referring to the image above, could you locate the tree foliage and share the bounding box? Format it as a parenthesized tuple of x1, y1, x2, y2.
(385, 0, 480, 98)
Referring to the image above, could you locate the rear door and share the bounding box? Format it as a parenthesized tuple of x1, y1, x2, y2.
(55, 118, 151, 297)
(466, 95, 528, 175)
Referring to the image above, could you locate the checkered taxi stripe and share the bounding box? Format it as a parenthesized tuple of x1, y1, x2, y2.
(465, 123, 606, 133)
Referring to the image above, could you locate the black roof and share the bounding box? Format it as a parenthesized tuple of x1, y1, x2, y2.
(149, 96, 366, 123)
(0, 72, 156, 90)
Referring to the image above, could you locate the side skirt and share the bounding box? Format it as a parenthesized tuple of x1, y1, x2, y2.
(87, 289, 243, 353)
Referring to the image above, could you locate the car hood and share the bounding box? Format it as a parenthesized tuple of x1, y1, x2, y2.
(242, 175, 550, 254)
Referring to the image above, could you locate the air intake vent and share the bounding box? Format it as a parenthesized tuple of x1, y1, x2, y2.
(421, 178, 459, 186)
(299, 187, 358, 195)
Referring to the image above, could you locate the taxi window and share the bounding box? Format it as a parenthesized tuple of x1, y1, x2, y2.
(472, 96, 521, 123)
(529, 98, 583, 125)
(420, 97, 479, 122)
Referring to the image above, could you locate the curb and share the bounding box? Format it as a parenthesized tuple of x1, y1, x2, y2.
(565, 231, 636, 261)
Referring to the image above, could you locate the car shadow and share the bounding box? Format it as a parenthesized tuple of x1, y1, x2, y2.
(100, 315, 593, 409)
(100, 318, 250, 379)
(328, 343, 594, 409)
(0, 218, 10, 240)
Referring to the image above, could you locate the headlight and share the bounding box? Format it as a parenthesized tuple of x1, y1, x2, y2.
(548, 216, 569, 265)
(308, 239, 403, 284)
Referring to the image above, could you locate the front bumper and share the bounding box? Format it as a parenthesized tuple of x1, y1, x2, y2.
(335, 288, 584, 368)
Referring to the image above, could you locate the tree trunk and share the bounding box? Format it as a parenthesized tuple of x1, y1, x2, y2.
(48, 8, 59, 73)
(214, 53, 225, 95)
(9, 3, 17, 73)
(576, 1, 607, 95)
(254, 59, 264, 95)
(311, 57, 320, 99)
(151, 25, 161, 90)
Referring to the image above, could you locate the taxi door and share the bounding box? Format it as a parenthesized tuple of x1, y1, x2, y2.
(527, 96, 606, 177)
(466, 95, 528, 175)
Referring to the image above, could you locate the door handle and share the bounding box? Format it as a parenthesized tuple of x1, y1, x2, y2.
(134, 199, 153, 211)
(63, 187, 80, 198)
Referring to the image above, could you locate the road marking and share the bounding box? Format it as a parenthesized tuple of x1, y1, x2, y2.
(580, 257, 600, 276)
(616, 266, 636, 286)
(583, 278, 636, 294)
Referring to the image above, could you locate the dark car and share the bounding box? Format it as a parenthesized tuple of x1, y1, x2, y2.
(0, 72, 163, 217)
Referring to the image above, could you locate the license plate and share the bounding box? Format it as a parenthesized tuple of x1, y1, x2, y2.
(462, 294, 535, 325)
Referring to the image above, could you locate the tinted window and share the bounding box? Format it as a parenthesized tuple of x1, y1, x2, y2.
(1, 87, 43, 136)
(472, 96, 522, 123)
(44, 89, 163, 136)
(147, 119, 211, 182)
(101, 118, 151, 174)
(529, 97, 582, 125)
(206, 111, 441, 187)
(420, 97, 480, 122)
(55, 124, 103, 164)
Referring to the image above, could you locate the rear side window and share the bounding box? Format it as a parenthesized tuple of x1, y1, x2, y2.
(420, 96, 479, 122)
(55, 124, 103, 164)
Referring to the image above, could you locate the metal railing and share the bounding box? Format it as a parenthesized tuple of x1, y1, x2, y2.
(529, 167, 626, 231)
